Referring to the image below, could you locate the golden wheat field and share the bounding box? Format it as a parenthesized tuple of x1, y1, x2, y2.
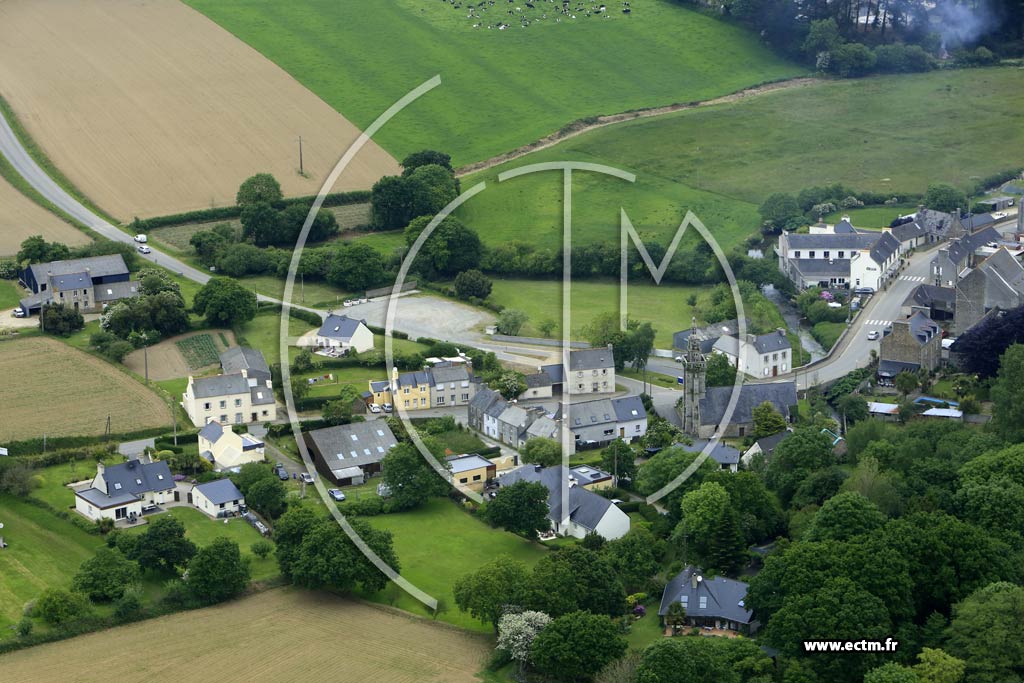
(0, 177, 90, 256)
(0, 336, 170, 441)
(0, 0, 399, 221)
(0, 589, 491, 683)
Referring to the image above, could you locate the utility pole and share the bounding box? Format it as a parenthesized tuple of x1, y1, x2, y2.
(298, 135, 304, 176)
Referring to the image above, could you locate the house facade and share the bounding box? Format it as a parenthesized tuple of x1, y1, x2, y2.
(567, 395, 647, 448)
(776, 225, 900, 291)
(366, 363, 475, 411)
(18, 254, 138, 315)
(182, 370, 276, 427)
(538, 345, 616, 395)
(446, 454, 496, 493)
(191, 479, 245, 518)
(878, 311, 942, 379)
(300, 314, 374, 353)
(659, 566, 758, 634)
(712, 329, 792, 378)
(197, 421, 266, 471)
(74, 459, 174, 522)
(952, 248, 1024, 334)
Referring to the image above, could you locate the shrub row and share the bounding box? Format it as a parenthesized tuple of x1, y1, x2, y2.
(19, 495, 99, 536)
(2, 426, 172, 457)
(133, 190, 370, 230)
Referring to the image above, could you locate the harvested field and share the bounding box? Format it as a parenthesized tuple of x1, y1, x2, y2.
(0, 1, 399, 221)
(0, 176, 90, 256)
(0, 589, 491, 683)
(123, 329, 235, 381)
(0, 336, 169, 441)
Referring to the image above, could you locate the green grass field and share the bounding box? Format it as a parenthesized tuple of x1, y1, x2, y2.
(234, 309, 313, 367)
(238, 276, 354, 310)
(0, 496, 104, 632)
(123, 507, 278, 582)
(364, 498, 549, 631)
(486, 278, 700, 347)
(0, 280, 21, 309)
(185, 0, 800, 165)
(823, 204, 917, 229)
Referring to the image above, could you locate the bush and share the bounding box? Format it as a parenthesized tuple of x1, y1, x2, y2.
(453, 269, 492, 300)
(15, 617, 33, 638)
(251, 540, 274, 559)
(35, 589, 90, 626)
(113, 584, 144, 619)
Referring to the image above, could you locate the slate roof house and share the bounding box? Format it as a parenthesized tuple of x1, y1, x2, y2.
(446, 454, 496, 493)
(776, 225, 901, 291)
(539, 345, 616, 395)
(930, 227, 1003, 288)
(497, 464, 630, 540)
(691, 382, 798, 439)
(182, 368, 277, 428)
(366, 363, 476, 412)
(299, 314, 373, 353)
(74, 458, 175, 523)
(659, 566, 758, 634)
(679, 439, 743, 473)
(191, 479, 245, 518)
(219, 346, 271, 383)
(741, 430, 791, 467)
(902, 284, 956, 322)
(567, 395, 648, 449)
(952, 247, 1024, 335)
(18, 254, 138, 315)
(197, 420, 265, 471)
(303, 421, 399, 486)
(878, 311, 942, 379)
(468, 387, 505, 440)
(711, 329, 793, 378)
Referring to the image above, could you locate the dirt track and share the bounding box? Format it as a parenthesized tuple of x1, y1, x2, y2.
(0, 0, 399, 221)
(457, 77, 821, 176)
(0, 176, 90, 255)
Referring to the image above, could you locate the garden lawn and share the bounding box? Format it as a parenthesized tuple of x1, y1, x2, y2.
(0, 495, 103, 633)
(234, 309, 311, 367)
(364, 498, 548, 632)
(0, 280, 20, 309)
(122, 507, 278, 582)
(299, 365, 385, 397)
(823, 204, 917, 229)
(239, 275, 353, 310)
(185, 0, 799, 165)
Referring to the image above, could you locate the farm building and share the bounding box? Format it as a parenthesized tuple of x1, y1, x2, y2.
(18, 254, 138, 315)
(191, 479, 246, 518)
(659, 566, 758, 635)
(304, 421, 399, 486)
(496, 465, 630, 540)
(299, 314, 373, 353)
(197, 420, 265, 471)
(446, 453, 496, 493)
(74, 458, 174, 523)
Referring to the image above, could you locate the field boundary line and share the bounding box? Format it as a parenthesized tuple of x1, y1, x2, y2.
(456, 76, 820, 176)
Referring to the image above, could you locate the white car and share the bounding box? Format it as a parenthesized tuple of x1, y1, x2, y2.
(12, 308, 26, 318)
(368, 403, 382, 414)
(328, 488, 346, 502)
(867, 330, 879, 341)
(133, 234, 147, 243)
(300, 472, 315, 485)
(137, 245, 152, 254)
(382, 403, 393, 413)
(342, 299, 354, 307)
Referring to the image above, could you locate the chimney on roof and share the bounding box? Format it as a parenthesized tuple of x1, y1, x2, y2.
(96, 461, 105, 476)
(691, 572, 698, 589)
(777, 328, 786, 336)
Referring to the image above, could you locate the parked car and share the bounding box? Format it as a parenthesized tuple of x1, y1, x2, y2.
(133, 234, 147, 243)
(382, 403, 393, 413)
(368, 403, 382, 414)
(342, 299, 354, 307)
(854, 286, 875, 295)
(328, 488, 346, 502)
(300, 472, 314, 484)
(137, 245, 151, 254)
(11, 308, 25, 318)
(276, 465, 289, 481)
(867, 330, 879, 341)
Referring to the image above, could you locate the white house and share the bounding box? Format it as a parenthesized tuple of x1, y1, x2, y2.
(711, 329, 792, 378)
(497, 465, 630, 540)
(777, 225, 901, 291)
(301, 314, 374, 353)
(74, 459, 174, 523)
(191, 479, 246, 518)
(197, 421, 266, 471)
(182, 371, 276, 427)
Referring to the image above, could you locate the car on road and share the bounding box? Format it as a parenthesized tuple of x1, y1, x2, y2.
(854, 286, 875, 295)
(137, 245, 151, 254)
(328, 488, 346, 502)
(300, 472, 315, 485)
(867, 330, 879, 341)
(368, 403, 382, 414)
(133, 234, 147, 243)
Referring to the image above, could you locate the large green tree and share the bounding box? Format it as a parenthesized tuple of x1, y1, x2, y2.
(528, 547, 626, 618)
(193, 277, 257, 327)
(530, 611, 627, 683)
(924, 183, 968, 214)
(326, 242, 385, 292)
(520, 438, 561, 467)
(453, 555, 532, 629)
(247, 477, 287, 519)
(287, 515, 397, 594)
(129, 515, 196, 574)
(187, 537, 250, 604)
(752, 401, 787, 439)
(380, 442, 448, 511)
(947, 582, 1024, 683)
(236, 173, 283, 207)
(707, 506, 748, 575)
(637, 637, 740, 683)
(484, 481, 551, 538)
(600, 439, 636, 482)
(991, 344, 1024, 443)
(72, 548, 140, 602)
(805, 491, 885, 542)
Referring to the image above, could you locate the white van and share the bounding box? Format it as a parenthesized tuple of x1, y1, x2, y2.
(134, 234, 148, 243)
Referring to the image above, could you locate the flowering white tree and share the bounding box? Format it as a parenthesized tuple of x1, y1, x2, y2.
(497, 610, 551, 667)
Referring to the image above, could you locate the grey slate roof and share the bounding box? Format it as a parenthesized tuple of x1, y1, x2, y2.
(191, 373, 250, 398)
(51, 272, 91, 290)
(499, 465, 616, 532)
(317, 314, 366, 340)
(304, 421, 399, 471)
(962, 213, 996, 231)
(526, 415, 560, 440)
(446, 454, 493, 474)
(524, 372, 552, 388)
(682, 439, 742, 467)
(194, 478, 244, 505)
(430, 363, 470, 385)
(699, 381, 797, 428)
(869, 231, 901, 265)
(903, 311, 940, 345)
(100, 459, 174, 497)
(751, 331, 791, 354)
(396, 370, 431, 389)
(249, 385, 275, 405)
(568, 398, 616, 429)
(499, 405, 534, 431)
(611, 395, 647, 422)
(198, 421, 225, 443)
(93, 281, 139, 302)
(658, 566, 754, 625)
(28, 254, 128, 285)
(568, 346, 615, 372)
(785, 233, 879, 250)
(877, 359, 920, 377)
(220, 347, 270, 378)
(369, 380, 390, 393)
(76, 487, 140, 509)
(833, 219, 858, 234)
(540, 363, 565, 384)
(753, 430, 791, 458)
(789, 259, 850, 277)
(891, 220, 926, 243)
(906, 284, 955, 308)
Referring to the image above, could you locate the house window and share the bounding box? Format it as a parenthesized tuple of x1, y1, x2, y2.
(635, 424, 641, 432)
(262, 410, 268, 416)
(824, 251, 830, 259)
(115, 507, 127, 520)
(772, 353, 778, 361)
(420, 398, 426, 406)
(472, 475, 482, 481)
(461, 393, 469, 401)
(235, 413, 242, 423)
(699, 596, 708, 609)
(219, 503, 225, 509)
(403, 388, 410, 394)
(763, 355, 769, 364)
(235, 398, 242, 407)
(459, 477, 468, 484)
(592, 370, 598, 376)
(809, 250, 815, 259)
(404, 400, 410, 407)
(839, 251, 845, 258)
(219, 400, 227, 409)
(437, 396, 446, 405)
(220, 415, 227, 422)
(203, 402, 211, 410)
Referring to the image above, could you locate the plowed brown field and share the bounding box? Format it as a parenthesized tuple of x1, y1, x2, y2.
(0, 589, 490, 683)
(0, 0, 399, 221)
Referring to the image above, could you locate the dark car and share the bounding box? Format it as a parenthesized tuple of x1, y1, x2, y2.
(276, 466, 289, 481)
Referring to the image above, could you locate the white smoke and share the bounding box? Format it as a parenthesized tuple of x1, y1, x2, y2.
(933, 1, 998, 47)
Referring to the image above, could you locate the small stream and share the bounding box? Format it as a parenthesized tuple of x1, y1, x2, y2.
(762, 284, 828, 363)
